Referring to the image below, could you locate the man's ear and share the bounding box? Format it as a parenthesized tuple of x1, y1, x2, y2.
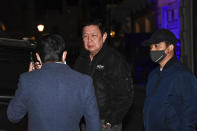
(62, 51, 67, 62)
(102, 32, 107, 43)
(166, 44, 174, 54)
(36, 53, 42, 65)
(169, 44, 174, 51)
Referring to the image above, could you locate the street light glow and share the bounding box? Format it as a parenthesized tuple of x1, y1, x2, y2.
(37, 24, 44, 32)
(110, 30, 115, 38)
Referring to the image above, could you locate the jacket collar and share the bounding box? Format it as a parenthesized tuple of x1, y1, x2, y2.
(162, 56, 178, 71)
(92, 44, 107, 61)
(41, 62, 69, 70)
(154, 55, 179, 77)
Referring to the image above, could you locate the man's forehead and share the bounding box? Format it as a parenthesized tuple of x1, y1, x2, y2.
(83, 26, 100, 32)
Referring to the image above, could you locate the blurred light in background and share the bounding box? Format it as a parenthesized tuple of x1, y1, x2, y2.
(110, 30, 115, 38)
(37, 24, 45, 32)
(1, 24, 6, 31)
(0, 22, 6, 32)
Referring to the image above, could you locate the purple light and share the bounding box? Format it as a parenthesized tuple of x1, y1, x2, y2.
(176, 41, 181, 60)
(157, 0, 181, 60)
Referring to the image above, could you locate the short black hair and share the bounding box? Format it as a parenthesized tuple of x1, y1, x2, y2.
(36, 34, 66, 63)
(81, 19, 107, 35)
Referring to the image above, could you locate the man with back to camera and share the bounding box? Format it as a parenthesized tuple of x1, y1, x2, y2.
(143, 29, 197, 131)
(74, 19, 134, 131)
(7, 34, 101, 131)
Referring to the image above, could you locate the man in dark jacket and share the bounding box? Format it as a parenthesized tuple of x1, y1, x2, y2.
(143, 29, 197, 131)
(74, 20, 134, 131)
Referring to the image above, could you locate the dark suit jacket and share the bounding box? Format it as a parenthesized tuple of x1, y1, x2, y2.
(7, 63, 101, 131)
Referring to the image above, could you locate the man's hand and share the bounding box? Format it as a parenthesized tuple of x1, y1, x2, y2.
(102, 122, 111, 129)
(29, 62, 41, 72)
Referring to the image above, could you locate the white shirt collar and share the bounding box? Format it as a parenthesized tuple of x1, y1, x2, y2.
(55, 61, 66, 64)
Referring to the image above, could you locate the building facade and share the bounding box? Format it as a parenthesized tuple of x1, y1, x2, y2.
(157, 0, 181, 59)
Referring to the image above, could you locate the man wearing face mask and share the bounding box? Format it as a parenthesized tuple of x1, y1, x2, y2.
(143, 29, 197, 131)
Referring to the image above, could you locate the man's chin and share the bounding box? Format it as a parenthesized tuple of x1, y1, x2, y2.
(87, 48, 95, 52)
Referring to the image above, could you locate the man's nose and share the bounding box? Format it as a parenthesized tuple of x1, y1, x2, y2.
(87, 36, 92, 42)
(150, 46, 156, 51)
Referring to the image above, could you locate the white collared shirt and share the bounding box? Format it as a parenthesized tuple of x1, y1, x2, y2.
(56, 61, 66, 64)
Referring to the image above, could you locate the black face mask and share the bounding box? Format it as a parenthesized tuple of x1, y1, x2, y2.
(150, 50, 167, 63)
